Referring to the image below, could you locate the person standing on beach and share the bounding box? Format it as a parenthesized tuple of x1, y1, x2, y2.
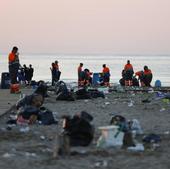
(8, 46, 20, 84)
(102, 64, 110, 86)
(28, 64, 34, 83)
(124, 60, 134, 86)
(78, 63, 83, 86)
(54, 60, 61, 81)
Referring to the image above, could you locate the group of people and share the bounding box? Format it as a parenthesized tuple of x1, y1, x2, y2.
(50, 60, 61, 86)
(77, 60, 152, 87)
(77, 63, 111, 87)
(8, 46, 152, 88)
(18, 64, 34, 85)
(8, 46, 34, 85)
(120, 60, 153, 87)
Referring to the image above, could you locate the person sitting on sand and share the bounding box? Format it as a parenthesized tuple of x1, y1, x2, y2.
(143, 66, 153, 87)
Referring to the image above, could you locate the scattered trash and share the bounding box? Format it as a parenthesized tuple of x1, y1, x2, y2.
(164, 131, 170, 135)
(129, 119, 143, 135)
(19, 126, 30, 133)
(94, 160, 108, 168)
(148, 88, 154, 93)
(128, 100, 134, 107)
(127, 143, 144, 152)
(2, 153, 15, 158)
(25, 152, 37, 157)
(143, 134, 161, 143)
(84, 100, 89, 102)
(160, 108, 166, 112)
(40, 135, 46, 140)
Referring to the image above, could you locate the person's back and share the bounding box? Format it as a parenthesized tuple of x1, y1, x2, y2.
(143, 66, 152, 86)
(102, 64, 110, 86)
(124, 60, 134, 86)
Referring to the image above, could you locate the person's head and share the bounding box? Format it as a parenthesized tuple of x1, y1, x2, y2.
(103, 64, 106, 68)
(127, 60, 130, 64)
(80, 63, 83, 67)
(12, 46, 18, 54)
(29, 64, 32, 68)
(23, 64, 26, 68)
(31, 94, 44, 108)
(55, 60, 58, 64)
(84, 68, 89, 72)
(144, 65, 148, 71)
(51, 62, 55, 68)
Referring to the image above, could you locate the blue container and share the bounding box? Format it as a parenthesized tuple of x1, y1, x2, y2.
(92, 73, 103, 85)
(1, 72, 10, 89)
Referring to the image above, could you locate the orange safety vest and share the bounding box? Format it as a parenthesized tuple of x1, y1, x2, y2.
(144, 69, 152, 75)
(103, 67, 110, 73)
(8, 53, 16, 63)
(124, 64, 133, 71)
(135, 71, 143, 77)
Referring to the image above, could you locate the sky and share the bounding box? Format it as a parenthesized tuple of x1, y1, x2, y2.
(0, 0, 170, 55)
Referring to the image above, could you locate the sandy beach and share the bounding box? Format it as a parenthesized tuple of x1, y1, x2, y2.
(0, 87, 170, 169)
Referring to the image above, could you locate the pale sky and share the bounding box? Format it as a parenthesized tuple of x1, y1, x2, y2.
(0, 0, 170, 54)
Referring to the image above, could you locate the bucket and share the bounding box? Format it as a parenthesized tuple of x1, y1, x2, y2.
(92, 73, 103, 85)
(1, 72, 10, 89)
(97, 125, 124, 148)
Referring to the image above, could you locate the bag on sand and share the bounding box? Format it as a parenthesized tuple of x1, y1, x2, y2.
(38, 107, 57, 125)
(62, 111, 94, 146)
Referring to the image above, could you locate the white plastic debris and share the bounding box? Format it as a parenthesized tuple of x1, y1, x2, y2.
(164, 131, 170, 135)
(105, 102, 110, 105)
(19, 127, 30, 133)
(40, 135, 46, 140)
(128, 100, 134, 107)
(25, 152, 37, 157)
(2, 153, 15, 158)
(127, 143, 144, 152)
(130, 119, 143, 135)
(160, 108, 166, 112)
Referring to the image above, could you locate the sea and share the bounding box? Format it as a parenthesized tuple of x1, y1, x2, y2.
(1, 54, 170, 86)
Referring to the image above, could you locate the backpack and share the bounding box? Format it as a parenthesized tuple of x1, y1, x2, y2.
(38, 107, 57, 125)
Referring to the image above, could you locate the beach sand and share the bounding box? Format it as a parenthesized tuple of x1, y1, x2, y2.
(0, 88, 170, 169)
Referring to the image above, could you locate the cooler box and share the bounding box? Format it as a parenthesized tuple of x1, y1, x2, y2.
(1, 72, 10, 89)
(92, 73, 103, 85)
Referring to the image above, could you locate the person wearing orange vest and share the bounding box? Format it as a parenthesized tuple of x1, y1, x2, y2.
(135, 66, 153, 87)
(8, 46, 20, 84)
(102, 64, 110, 86)
(143, 66, 153, 87)
(124, 60, 134, 86)
(78, 63, 83, 86)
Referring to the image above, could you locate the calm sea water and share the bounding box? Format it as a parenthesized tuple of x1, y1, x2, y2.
(1, 54, 170, 86)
